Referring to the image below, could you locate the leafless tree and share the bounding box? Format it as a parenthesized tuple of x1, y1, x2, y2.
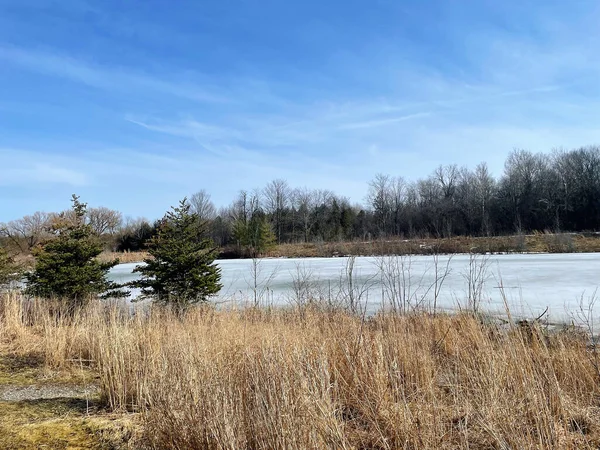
(474, 162, 496, 235)
(367, 173, 392, 235)
(292, 187, 316, 243)
(230, 189, 261, 223)
(432, 252, 453, 315)
(190, 189, 217, 222)
(87, 206, 123, 235)
(499, 149, 555, 232)
(0, 211, 54, 252)
(434, 164, 459, 199)
(263, 179, 290, 243)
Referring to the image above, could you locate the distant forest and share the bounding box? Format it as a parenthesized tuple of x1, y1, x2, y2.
(3, 146, 600, 253)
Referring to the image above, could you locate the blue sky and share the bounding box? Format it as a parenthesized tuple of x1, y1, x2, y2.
(1, 0, 600, 222)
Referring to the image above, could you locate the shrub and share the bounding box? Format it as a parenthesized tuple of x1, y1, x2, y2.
(0, 246, 21, 288)
(131, 199, 222, 310)
(24, 195, 127, 305)
(543, 232, 576, 253)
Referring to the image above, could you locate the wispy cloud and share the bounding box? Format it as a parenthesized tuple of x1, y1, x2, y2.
(2, 1, 600, 221)
(0, 45, 228, 104)
(338, 112, 431, 130)
(0, 149, 88, 187)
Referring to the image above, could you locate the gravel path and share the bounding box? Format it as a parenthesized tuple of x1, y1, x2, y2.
(0, 384, 100, 402)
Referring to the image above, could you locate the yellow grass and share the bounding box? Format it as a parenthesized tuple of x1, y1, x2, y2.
(98, 251, 149, 264)
(2, 293, 600, 449)
(266, 233, 600, 258)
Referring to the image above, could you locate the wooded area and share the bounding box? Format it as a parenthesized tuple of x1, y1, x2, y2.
(3, 146, 600, 254)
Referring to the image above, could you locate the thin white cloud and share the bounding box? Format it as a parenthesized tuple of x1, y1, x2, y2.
(0, 45, 228, 104)
(3, 3, 600, 222)
(338, 112, 431, 130)
(0, 151, 88, 187)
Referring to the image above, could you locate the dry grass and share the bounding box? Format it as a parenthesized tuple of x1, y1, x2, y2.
(266, 233, 600, 258)
(2, 293, 600, 449)
(0, 397, 136, 450)
(98, 251, 150, 264)
(16, 233, 600, 268)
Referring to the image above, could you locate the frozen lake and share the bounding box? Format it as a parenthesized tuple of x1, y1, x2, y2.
(108, 253, 600, 322)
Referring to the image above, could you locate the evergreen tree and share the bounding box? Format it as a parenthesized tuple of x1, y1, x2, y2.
(233, 211, 276, 257)
(131, 199, 222, 308)
(25, 195, 126, 304)
(0, 246, 21, 288)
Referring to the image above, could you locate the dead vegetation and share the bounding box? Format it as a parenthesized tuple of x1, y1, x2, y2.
(265, 232, 600, 258)
(13, 232, 600, 267)
(1, 292, 600, 449)
(97, 251, 150, 264)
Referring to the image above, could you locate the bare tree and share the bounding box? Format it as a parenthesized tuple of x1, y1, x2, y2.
(230, 190, 260, 224)
(190, 189, 217, 222)
(375, 254, 435, 314)
(292, 187, 316, 243)
(263, 179, 290, 243)
(389, 176, 406, 235)
(0, 211, 54, 252)
(474, 162, 496, 235)
(434, 164, 460, 199)
(367, 174, 392, 235)
(87, 206, 123, 235)
(499, 149, 551, 232)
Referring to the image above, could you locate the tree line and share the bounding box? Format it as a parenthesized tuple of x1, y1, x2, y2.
(3, 146, 600, 258)
(124, 145, 600, 250)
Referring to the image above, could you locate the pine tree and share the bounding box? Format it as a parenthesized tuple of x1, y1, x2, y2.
(0, 246, 21, 288)
(25, 195, 126, 304)
(233, 211, 276, 257)
(131, 199, 222, 309)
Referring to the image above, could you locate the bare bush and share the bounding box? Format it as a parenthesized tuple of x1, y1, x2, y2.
(288, 262, 322, 307)
(543, 232, 576, 253)
(336, 256, 376, 314)
(245, 258, 279, 308)
(463, 252, 491, 313)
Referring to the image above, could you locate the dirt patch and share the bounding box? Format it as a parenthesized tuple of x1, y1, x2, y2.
(0, 383, 100, 401)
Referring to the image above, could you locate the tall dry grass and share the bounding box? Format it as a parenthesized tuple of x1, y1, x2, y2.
(98, 251, 149, 264)
(265, 233, 600, 258)
(1, 293, 600, 449)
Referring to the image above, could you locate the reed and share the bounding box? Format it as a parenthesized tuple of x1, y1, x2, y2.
(1, 293, 599, 449)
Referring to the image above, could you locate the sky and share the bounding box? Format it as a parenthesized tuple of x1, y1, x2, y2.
(1, 0, 600, 222)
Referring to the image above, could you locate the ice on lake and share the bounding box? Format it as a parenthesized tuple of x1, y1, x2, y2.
(108, 253, 600, 322)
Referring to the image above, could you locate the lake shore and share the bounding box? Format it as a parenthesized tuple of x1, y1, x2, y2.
(99, 232, 600, 264)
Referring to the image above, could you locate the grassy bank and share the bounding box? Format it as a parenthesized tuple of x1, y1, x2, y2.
(100, 232, 600, 263)
(265, 232, 600, 258)
(1, 293, 600, 449)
